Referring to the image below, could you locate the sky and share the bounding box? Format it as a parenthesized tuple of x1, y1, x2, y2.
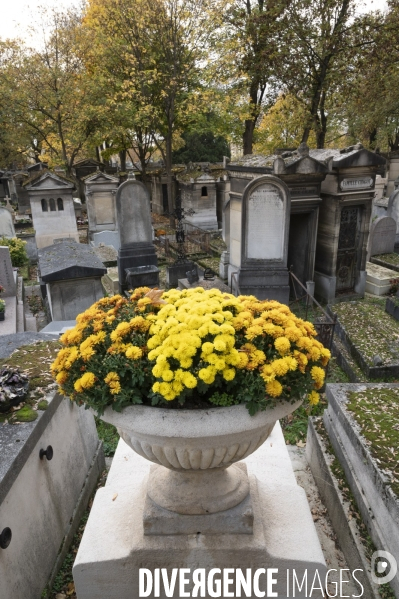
(0, 0, 389, 43)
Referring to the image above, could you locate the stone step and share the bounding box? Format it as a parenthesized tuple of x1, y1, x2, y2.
(16, 302, 25, 332)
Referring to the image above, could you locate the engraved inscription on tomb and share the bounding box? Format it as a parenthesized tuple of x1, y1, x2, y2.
(340, 177, 373, 191)
(246, 184, 285, 260)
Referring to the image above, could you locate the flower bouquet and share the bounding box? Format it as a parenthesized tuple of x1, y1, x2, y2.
(51, 287, 330, 416)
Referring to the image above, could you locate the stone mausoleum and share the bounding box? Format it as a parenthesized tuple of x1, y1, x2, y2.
(178, 166, 220, 230)
(223, 143, 386, 303)
(24, 171, 79, 249)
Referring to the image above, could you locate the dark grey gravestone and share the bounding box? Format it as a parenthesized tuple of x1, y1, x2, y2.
(368, 216, 396, 258)
(166, 261, 195, 288)
(238, 175, 291, 303)
(125, 265, 159, 290)
(116, 174, 158, 293)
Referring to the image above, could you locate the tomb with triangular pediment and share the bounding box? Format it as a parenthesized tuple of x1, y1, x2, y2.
(84, 171, 120, 240)
(24, 171, 79, 249)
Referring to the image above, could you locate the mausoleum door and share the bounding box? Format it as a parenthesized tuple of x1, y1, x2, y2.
(162, 184, 168, 213)
(336, 206, 359, 293)
(288, 213, 310, 289)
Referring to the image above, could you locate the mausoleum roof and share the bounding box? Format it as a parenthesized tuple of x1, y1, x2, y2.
(73, 158, 105, 168)
(309, 146, 386, 168)
(38, 240, 107, 282)
(24, 171, 76, 189)
(82, 171, 119, 183)
(229, 144, 386, 172)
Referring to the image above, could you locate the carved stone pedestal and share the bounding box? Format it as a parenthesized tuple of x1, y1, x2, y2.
(73, 423, 326, 599)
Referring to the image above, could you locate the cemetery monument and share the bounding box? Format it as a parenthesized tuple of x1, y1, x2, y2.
(116, 174, 159, 293)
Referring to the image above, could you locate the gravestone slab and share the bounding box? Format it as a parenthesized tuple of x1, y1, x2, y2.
(92, 230, 120, 251)
(0, 246, 17, 297)
(246, 183, 285, 259)
(115, 175, 158, 293)
(0, 207, 16, 238)
(117, 176, 153, 246)
(125, 265, 160, 290)
(368, 216, 396, 259)
(238, 175, 291, 303)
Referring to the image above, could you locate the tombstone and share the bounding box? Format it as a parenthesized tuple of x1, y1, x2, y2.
(38, 240, 107, 320)
(3, 198, 15, 222)
(92, 230, 120, 251)
(25, 171, 79, 249)
(0, 246, 17, 297)
(367, 216, 396, 259)
(225, 144, 329, 295)
(166, 261, 195, 288)
(236, 175, 291, 302)
(116, 174, 159, 293)
(84, 171, 119, 240)
(178, 169, 218, 230)
(0, 207, 16, 238)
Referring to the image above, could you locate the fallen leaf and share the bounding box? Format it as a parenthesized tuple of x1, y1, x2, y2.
(296, 440, 306, 448)
(66, 581, 75, 595)
(112, 493, 118, 501)
(144, 289, 166, 305)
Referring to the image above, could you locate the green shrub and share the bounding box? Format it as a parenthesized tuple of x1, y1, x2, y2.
(0, 236, 28, 267)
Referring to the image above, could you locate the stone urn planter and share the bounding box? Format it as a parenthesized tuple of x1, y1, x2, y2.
(100, 398, 302, 516)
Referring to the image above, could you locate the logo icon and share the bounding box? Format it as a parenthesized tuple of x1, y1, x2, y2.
(371, 551, 398, 585)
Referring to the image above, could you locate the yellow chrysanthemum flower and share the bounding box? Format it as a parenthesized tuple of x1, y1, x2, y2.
(56, 370, 68, 384)
(308, 390, 320, 405)
(311, 366, 325, 389)
(125, 346, 143, 360)
(222, 368, 235, 381)
(274, 337, 291, 355)
(266, 379, 283, 397)
(74, 372, 96, 392)
(260, 364, 275, 383)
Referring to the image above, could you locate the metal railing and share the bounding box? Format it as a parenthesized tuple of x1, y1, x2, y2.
(289, 268, 336, 357)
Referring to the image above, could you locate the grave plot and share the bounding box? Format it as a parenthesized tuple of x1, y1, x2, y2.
(307, 410, 397, 599)
(319, 384, 399, 598)
(329, 298, 399, 379)
(0, 339, 105, 599)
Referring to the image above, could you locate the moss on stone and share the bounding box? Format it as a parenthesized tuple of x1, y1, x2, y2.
(333, 298, 399, 366)
(0, 341, 60, 394)
(347, 387, 399, 497)
(14, 405, 37, 422)
(377, 253, 399, 267)
(0, 341, 60, 418)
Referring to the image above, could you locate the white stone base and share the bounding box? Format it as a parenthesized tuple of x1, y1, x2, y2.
(73, 423, 326, 599)
(365, 261, 398, 295)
